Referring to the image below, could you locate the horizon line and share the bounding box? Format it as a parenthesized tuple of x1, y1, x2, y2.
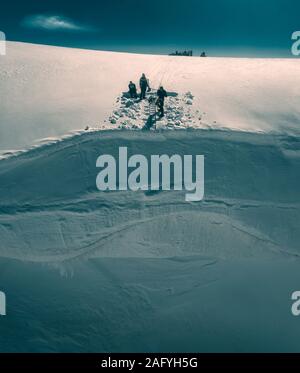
(5, 38, 297, 59)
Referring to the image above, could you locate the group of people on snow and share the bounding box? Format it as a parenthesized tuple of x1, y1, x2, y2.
(128, 73, 167, 118)
(128, 73, 150, 100)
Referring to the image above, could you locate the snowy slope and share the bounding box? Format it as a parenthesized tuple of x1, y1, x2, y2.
(1, 41, 300, 150)
(0, 129, 299, 262)
(0, 42, 300, 353)
(0, 129, 300, 352)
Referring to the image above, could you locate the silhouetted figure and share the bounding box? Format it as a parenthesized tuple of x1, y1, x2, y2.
(128, 81, 137, 98)
(156, 86, 167, 117)
(143, 96, 157, 130)
(200, 52, 206, 57)
(139, 73, 150, 100)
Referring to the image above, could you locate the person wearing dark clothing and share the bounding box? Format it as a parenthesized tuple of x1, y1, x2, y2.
(139, 73, 150, 100)
(128, 81, 137, 98)
(156, 86, 167, 117)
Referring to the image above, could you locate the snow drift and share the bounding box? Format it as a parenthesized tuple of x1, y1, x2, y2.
(0, 129, 299, 263)
(0, 129, 300, 352)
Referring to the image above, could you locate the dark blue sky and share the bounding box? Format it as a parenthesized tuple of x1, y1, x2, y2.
(1, 0, 299, 56)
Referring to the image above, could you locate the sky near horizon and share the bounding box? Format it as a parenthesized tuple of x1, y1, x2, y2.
(0, 0, 299, 57)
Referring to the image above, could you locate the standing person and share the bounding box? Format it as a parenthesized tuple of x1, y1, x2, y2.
(156, 86, 167, 117)
(139, 73, 150, 100)
(128, 81, 137, 98)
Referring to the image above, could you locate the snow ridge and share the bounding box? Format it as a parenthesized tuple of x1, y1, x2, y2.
(0, 129, 299, 263)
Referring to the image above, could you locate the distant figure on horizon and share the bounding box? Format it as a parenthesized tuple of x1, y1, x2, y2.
(156, 86, 168, 117)
(128, 81, 137, 98)
(139, 73, 150, 100)
(200, 51, 206, 57)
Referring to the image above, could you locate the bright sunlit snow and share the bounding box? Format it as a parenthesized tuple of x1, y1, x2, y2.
(1, 42, 300, 150)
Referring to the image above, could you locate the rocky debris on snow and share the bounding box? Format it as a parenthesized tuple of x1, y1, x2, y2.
(99, 91, 208, 131)
(185, 91, 194, 100)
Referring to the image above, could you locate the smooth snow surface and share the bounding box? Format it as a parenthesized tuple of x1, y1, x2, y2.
(1, 42, 300, 150)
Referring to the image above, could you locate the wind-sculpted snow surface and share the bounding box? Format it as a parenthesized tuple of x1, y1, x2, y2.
(0, 129, 299, 262)
(0, 129, 300, 352)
